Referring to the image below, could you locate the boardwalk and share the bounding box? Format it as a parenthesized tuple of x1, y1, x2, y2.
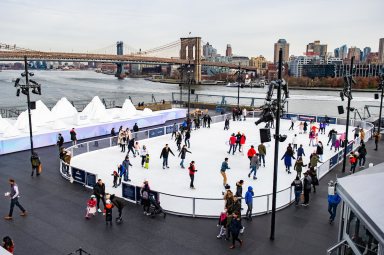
(0, 136, 382, 255)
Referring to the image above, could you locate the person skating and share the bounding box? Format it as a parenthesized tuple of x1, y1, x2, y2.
(239, 133, 246, 153)
(57, 133, 64, 148)
(118, 130, 126, 152)
(244, 186, 254, 220)
(178, 145, 191, 169)
(291, 176, 303, 206)
(319, 121, 326, 134)
(247, 145, 256, 164)
(308, 130, 316, 147)
(235, 132, 242, 152)
(357, 143, 367, 167)
(220, 158, 230, 187)
(257, 143, 266, 167)
(2, 236, 14, 254)
(4, 179, 27, 220)
(316, 141, 324, 161)
(327, 128, 337, 146)
(134, 141, 140, 157)
(175, 132, 182, 151)
(127, 138, 136, 157)
(228, 213, 243, 249)
(242, 108, 247, 121)
(140, 145, 148, 167)
(224, 118, 230, 130)
(297, 144, 305, 158)
(292, 134, 298, 151)
(303, 121, 308, 134)
(298, 122, 304, 134)
(111, 170, 119, 188)
(248, 154, 259, 180)
(140, 180, 151, 215)
(207, 114, 212, 128)
(302, 172, 312, 206)
(217, 210, 228, 239)
(202, 114, 207, 128)
(288, 119, 295, 130)
(93, 179, 106, 212)
(232, 107, 237, 121)
(184, 130, 191, 148)
(144, 154, 150, 169)
(122, 156, 132, 181)
(281, 149, 296, 174)
(294, 156, 306, 178)
(309, 153, 322, 169)
(228, 134, 237, 155)
(30, 152, 41, 177)
(328, 189, 341, 224)
(70, 127, 77, 146)
(160, 144, 175, 169)
(85, 195, 97, 219)
(171, 123, 178, 139)
(103, 199, 114, 226)
(110, 194, 125, 223)
(188, 161, 198, 189)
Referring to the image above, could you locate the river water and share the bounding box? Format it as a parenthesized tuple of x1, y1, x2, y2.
(0, 70, 380, 118)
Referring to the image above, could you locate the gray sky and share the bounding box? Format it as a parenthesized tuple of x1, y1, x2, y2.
(0, 0, 383, 61)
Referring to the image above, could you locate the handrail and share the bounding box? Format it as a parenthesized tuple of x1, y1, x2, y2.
(59, 111, 374, 218)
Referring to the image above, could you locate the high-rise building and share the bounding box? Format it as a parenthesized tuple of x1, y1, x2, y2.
(347, 47, 361, 63)
(226, 44, 232, 57)
(379, 38, 384, 63)
(339, 45, 348, 60)
(334, 48, 340, 58)
(306, 40, 327, 58)
(274, 39, 290, 63)
(203, 42, 217, 58)
(362, 47, 371, 62)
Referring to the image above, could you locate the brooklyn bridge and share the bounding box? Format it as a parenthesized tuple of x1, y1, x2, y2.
(0, 37, 257, 83)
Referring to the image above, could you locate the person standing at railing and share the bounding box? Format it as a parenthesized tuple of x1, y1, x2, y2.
(353, 126, 360, 139)
(207, 114, 212, 128)
(160, 144, 175, 169)
(178, 145, 191, 169)
(202, 114, 207, 128)
(309, 152, 322, 169)
(244, 186, 254, 220)
(220, 158, 230, 187)
(70, 128, 77, 147)
(294, 156, 306, 178)
(110, 128, 117, 146)
(302, 172, 312, 206)
(242, 108, 247, 121)
(118, 130, 126, 153)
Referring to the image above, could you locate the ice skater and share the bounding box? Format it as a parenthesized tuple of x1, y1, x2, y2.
(178, 145, 192, 169)
(303, 121, 308, 134)
(228, 134, 237, 155)
(288, 119, 295, 130)
(111, 170, 119, 188)
(122, 156, 132, 181)
(247, 145, 256, 164)
(248, 154, 259, 179)
(258, 143, 266, 167)
(220, 158, 230, 187)
(134, 141, 140, 157)
(127, 138, 136, 157)
(160, 144, 175, 169)
(144, 154, 150, 169)
(188, 161, 198, 189)
(292, 134, 298, 151)
(224, 118, 230, 130)
(281, 149, 296, 174)
(185, 130, 191, 148)
(308, 131, 316, 147)
(298, 122, 304, 134)
(175, 132, 182, 151)
(239, 133, 246, 153)
(140, 145, 148, 167)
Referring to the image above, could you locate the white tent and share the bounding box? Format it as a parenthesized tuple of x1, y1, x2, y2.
(51, 97, 78, 120)
(51, 119, 67, 130)
(36, 100, 55, 122)
(142, 108, 153, 115)
(2, 124, 21, 138)
(81, 96, 111, 122)
(120, 99, 137, 119)
(14, 110, 44, 131)
(0, 115, 11, 133)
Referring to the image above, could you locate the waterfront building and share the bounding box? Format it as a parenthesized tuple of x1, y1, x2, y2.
(231, 56, 250, 67)
(367, 52, 380, 64)
(203, 42, 217, 58)
(347, 47, 361, 63)
(379, 38, 384, 64)
(363, 47, 371, 63)
(249, 55, 268, 74)
(225, 44, 232, 57)
(274, 39, 290, 64)
(334, 48, 340, 58)
(306, 40, 327, 58)
(202, 55, 231, 76)
(339, 45, 348, 60)
(288, 55, 324, 77)
(334, 63, 384, 77)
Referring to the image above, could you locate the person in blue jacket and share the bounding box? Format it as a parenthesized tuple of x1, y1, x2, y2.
(244, 186, 254, 221)
(328, 191, 341, 224)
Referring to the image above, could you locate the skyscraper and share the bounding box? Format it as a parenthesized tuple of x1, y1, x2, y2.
(306, 40, 327, 58)
(347, 47, 361, 63)
(379, 38, 384, 64)
(226, 44, 232, 57)
(274, 39, 289, 63)
(334, 48, 340, 58)
(339, 45, 348, 60)
(363, 47, 371, 62)
(203, 42, 217, 58)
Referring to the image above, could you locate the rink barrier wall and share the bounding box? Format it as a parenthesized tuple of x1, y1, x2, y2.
(59, 112, 374, 218)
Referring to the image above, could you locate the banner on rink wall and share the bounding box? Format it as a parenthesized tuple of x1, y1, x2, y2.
(86, 172, 97, 188)
(71, 167, 86, 184)
(149, 127, 165, 138)
(122, 183, 136, 201)
(329, 154, 339, 169)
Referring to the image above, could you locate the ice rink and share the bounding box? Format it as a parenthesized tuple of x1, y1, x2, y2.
(71, 117, 356, 216)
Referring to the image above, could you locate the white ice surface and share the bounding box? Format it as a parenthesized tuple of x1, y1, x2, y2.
(71, 118, 356, 216)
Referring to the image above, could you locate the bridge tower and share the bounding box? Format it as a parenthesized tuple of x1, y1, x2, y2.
(180, 37, 202, 84)
(115, 41, 124, 79)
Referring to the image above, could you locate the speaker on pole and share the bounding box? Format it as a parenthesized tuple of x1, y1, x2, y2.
(191, 89, 195, 94)
(260, 128, 271, 143)
(29, 101, 36, 110)
(337, 106, 344, 115)
(375, 93, 379, 100)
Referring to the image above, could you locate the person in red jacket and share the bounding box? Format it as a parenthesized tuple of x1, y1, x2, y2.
(188, 161, 198, 189)
(239, 133, 246, 153)
(85, 195, 97, 219)
(228, 134, 237, 155)
(247, 145, 256, 163)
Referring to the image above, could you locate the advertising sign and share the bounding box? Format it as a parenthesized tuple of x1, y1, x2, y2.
(122, 183, 136, 201)
(71, 167, 86, 184)
(149, 127, 165, 138)
(86, 172, 97, 188)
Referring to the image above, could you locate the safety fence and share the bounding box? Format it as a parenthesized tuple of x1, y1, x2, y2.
(59, 112, 374, 218)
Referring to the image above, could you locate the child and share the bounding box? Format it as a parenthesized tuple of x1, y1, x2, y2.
(104, 199, 114, 226)
(334, 138, 341, 152)
(217, 210, 228, 239)
(144, 154, 150, 169)
(292, 134, 298, 151)
(85, 195, 97, 219)
(112, 170, 118, 188)
(298, 122, 304, 134)
(134, 141, 140, 157)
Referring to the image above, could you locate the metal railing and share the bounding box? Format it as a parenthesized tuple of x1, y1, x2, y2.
(59, 111, 374, 218)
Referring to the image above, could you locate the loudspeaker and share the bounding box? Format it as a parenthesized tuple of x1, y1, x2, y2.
(260, 128, 271, 143)
(375, 93, 379, 99)
(337, 106, 344, 115)
(29, 101, 36, 110)
(191, 89, 195, 94)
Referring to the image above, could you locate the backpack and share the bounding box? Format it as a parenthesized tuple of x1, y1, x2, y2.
(31, 157, 40, 167)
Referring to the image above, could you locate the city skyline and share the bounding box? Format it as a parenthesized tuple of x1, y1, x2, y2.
(0, 0, 383, 60)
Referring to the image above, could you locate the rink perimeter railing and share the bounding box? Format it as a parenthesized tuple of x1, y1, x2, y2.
(59, 111, 374, 218)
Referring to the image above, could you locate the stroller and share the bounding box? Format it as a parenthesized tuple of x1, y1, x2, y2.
(148, 193, 166, 219)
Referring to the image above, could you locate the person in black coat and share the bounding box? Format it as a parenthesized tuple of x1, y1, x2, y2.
(93, 179, 106, 212)
(185, 130, 191, 148)
(127, 138, 136, 157)
(160, 144, 175, 169)
(133, 123, 139, 132)
(109, 194, 125, 222)
(178, 145, 191, 169)
(207, 114, 212, 128)
(57, 133, 64, 148)
(229, 213, 243, 249)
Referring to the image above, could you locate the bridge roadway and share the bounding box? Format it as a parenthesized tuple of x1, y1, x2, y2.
(1, 118, 382, 254)
(0, 51, 257, 71)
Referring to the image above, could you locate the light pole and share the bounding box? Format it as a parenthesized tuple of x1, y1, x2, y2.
(270, 49, 283, 241)
(187, 61, 192, 117)
(237, 63, 241, 108)
(377, 72, 384, 148)
(341, 56, 355, 173)
(13, 56, 42, 157)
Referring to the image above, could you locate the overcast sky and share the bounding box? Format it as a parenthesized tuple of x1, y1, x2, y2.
(1, 0, 383, 61)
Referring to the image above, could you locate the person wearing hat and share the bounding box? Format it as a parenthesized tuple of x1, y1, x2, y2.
(328, 190, 341, 224)
(104, 199, 114, 226)
(302, 171, 312, 206)
(110, 194, 125, 223)
(349, 153, 358, 174)
(141, 179, 151, 215)
(85, 195, 97, 219)
(244, 186, 254, 221)
(220, 158, 230, 187)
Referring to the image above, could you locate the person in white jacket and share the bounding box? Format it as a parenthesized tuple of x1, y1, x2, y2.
(242, 108, 247, 121)
(140, 145, 148, 167)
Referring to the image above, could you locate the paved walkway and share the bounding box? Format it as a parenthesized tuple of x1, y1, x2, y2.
(0, 134, 382, 255)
